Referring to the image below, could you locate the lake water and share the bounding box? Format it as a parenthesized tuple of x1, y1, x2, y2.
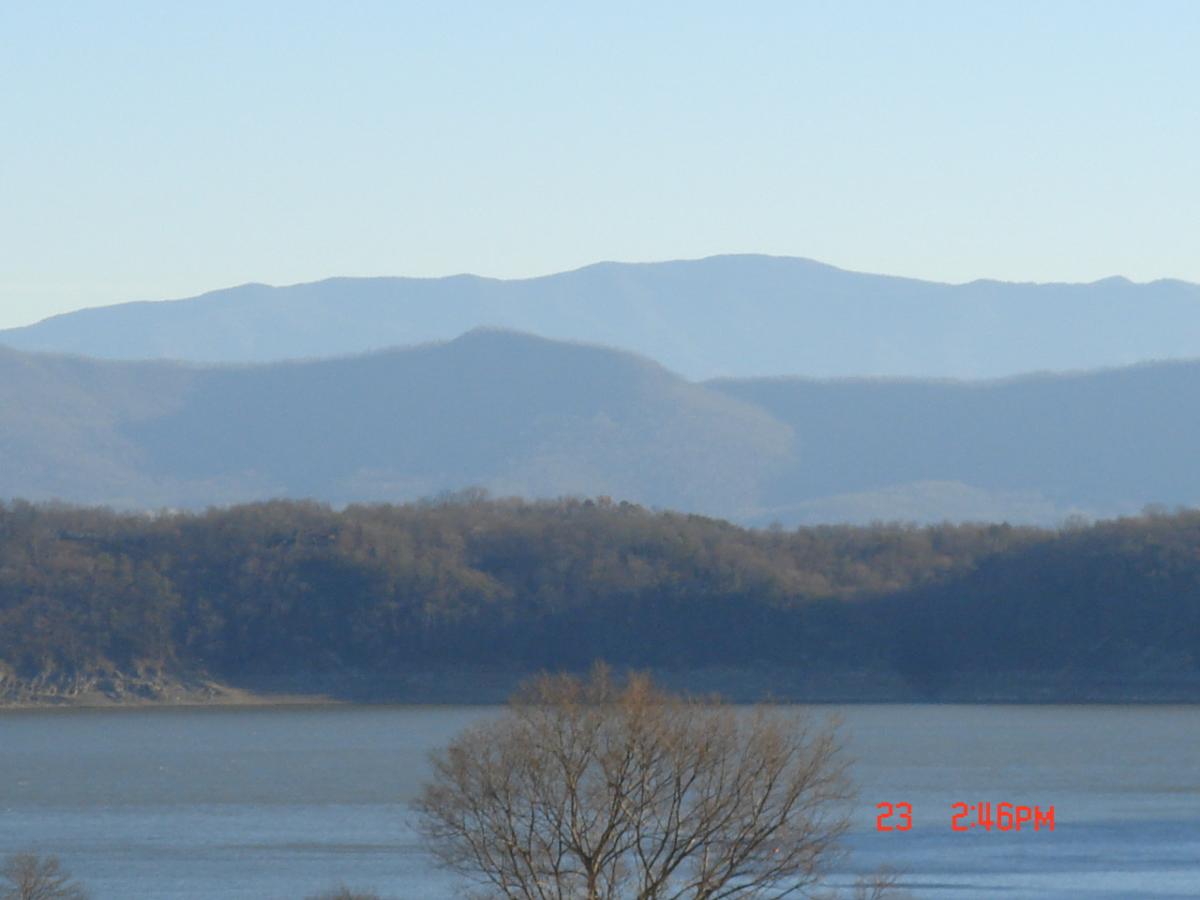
(1, 704, 1197, 899)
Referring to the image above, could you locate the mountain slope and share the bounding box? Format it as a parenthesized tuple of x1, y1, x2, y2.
(4, 333, 1200, 524)
(0, 332, 793, 517)
(711, 362, 1200, 523)
(4, 255, 1199, 379)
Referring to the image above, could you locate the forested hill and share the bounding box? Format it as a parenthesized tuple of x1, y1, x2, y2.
(2, 498, 1198, 704)
(4, 255, 1200, 379)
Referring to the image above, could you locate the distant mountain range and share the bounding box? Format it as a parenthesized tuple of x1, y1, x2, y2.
(4, 329, 1199, 524)
(4, 255, 1199, 379)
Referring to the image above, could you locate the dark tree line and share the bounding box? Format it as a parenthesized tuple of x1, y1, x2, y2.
(1, 495, 1198, 691)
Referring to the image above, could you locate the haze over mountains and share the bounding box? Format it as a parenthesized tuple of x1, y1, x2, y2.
(4, 329, 1199, 525)
(4, 255, 1200, 379)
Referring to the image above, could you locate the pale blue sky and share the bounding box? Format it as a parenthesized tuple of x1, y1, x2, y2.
(2, 1, 1197, 329)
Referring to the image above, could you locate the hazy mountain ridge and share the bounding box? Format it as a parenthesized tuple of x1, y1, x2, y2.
(710, 359, 1200, 523)
(4, 255, 1199, 379)
(3, 331, 1200, 524)
(0, 331, 794, 517)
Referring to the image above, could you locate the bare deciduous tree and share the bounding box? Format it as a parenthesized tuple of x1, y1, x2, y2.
(305, 888, 382, 900)
(0, 854, 88, 900)
(416, 666, 890, 900)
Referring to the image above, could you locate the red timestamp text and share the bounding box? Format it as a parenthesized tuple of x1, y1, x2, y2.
(875, 802, 1054, 832)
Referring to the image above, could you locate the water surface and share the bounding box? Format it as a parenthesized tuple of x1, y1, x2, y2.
(1, 704, 1197, 898)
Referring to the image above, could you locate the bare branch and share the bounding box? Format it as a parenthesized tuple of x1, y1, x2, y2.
(1, 854, 89, 900)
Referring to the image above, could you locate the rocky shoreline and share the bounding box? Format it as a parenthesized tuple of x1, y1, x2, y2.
(0, 665, 257, 708)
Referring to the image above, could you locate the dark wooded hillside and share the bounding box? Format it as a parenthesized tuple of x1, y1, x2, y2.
(3, 497, 1198, 699)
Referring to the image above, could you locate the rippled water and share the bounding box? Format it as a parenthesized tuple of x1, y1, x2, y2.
(1, 704, 1197, 898)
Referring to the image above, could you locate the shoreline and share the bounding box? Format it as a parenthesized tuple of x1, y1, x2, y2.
(4, 666, 1200, 709)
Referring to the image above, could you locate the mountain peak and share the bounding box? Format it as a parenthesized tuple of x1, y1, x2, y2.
(2, 257, 1198, 379)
